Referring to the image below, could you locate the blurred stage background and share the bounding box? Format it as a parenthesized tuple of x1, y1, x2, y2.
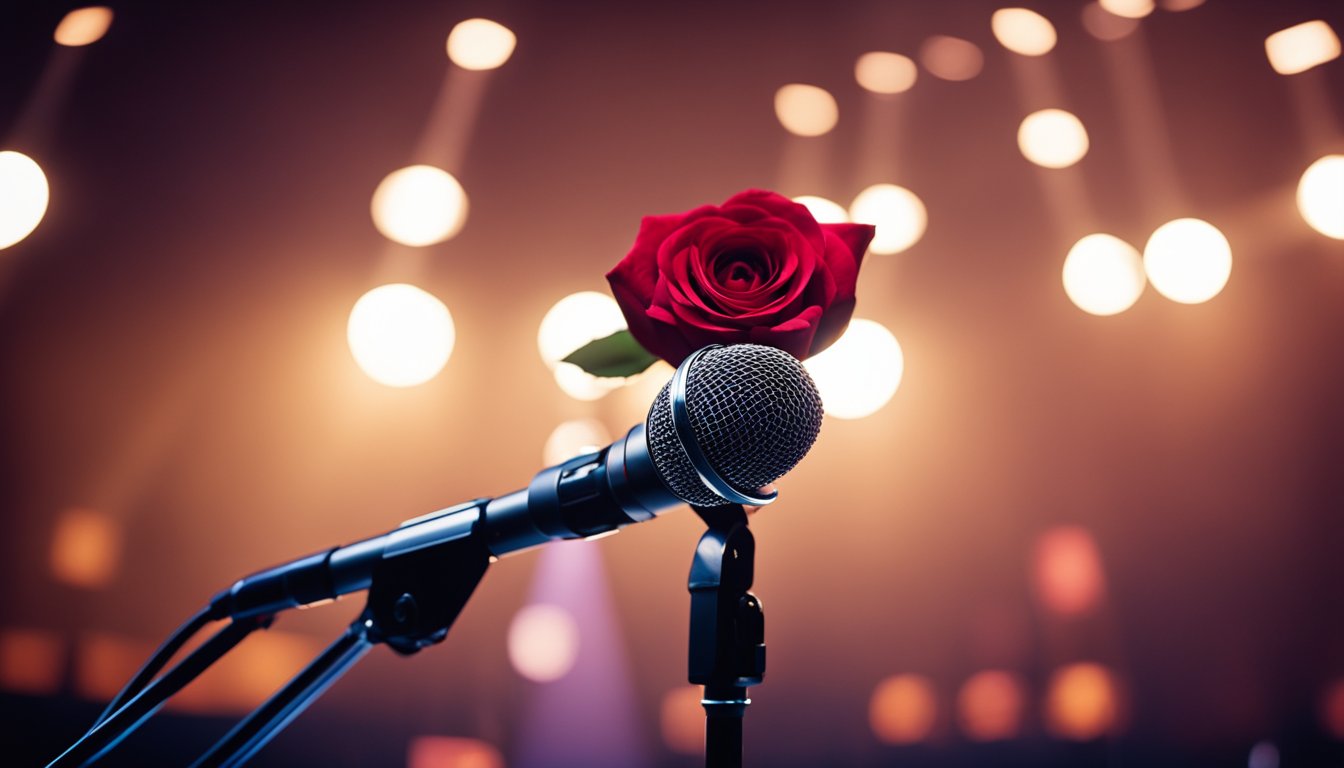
(2, 0, 1344, 765)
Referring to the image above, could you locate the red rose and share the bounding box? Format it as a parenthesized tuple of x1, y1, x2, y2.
(606, 189, 873, 365)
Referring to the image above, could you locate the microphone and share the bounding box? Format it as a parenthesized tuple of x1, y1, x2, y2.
(211, 344, 824, 620)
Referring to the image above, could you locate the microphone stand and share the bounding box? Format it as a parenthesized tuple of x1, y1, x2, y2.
(688, 503, 765, 768)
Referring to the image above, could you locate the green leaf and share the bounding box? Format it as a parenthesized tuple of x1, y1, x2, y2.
(561, 329, 659, 378)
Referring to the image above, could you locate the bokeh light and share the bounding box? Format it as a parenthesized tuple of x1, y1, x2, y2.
(1248, 741, 1280, 768)
(1321, 678, 1344, 739)
(1018, 109, 1089, 169)
(538, 291, 628, 401)
(1265, 21, 1340, 76)
(407, 736, 504, 768)
(1297, 155, 1344, 239)
(0, 629, 64, 695)
(1033, 526, 1107, 616)
(50, 508, 121, 589)
(171, 630, 322, 714)
(507, 604, 580, 683)
(919, 36, 984, 81)
(1062, 234, 1146, 316)
(957, 670, 1027, 741)
(792, 195, 850, 224)
(854, 52, 918, 94)
(805, 319, 903, 420)
(870, 674, 938, 745)
(661, 685, 705, 755)
(54, 7, 113, 47)
(848, 183, 927, 254)
(446, 18, 517, 71)
(347, 283, 455, 387)
(1082, 2, 1140, 40)
(991, 8, 1058, 57)
(1159, 0, 1205, 9)
(1143, 218, 1232, 304)
(1044, 663, 1122, 740)
(0, 151, 50, 250)
(543, 418, 611, 466)
(370, 165, 468, 247)
(1099, 0, 1155, 19)
(774, 84, 839, 137)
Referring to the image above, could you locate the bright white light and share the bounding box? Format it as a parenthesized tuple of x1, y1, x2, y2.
(1143, 218, 1232, 304)
(0, 151, 50, 250)
(508, 604, 579, 683)
(1099, 0, 1154, 19)
(446, 18, 517, 71)
(804, 318, 903, 419)
(792, 195, 849, 224)
(347, 283, 455, 387)
(855, 52, 918, 94)
(774, 84, 839, 137)
(543, 419, 611, 465)
(370, 165, 468, 247)
(849, 184, 927, 255)
(1018, 109, 1089, 169)
(537, 291, 627, 367)
(992, 8, 1058, 56)
(54, 7, 113, 46)
(1297, 155, 1344, 239)
(1062, 234, 1145, 316)
(1265, 21, 1340, 75)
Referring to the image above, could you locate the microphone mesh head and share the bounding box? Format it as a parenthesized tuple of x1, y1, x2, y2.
(646, 344, 824, 507)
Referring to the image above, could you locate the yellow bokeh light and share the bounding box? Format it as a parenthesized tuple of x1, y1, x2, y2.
(957, 670, 1027, 741)
(347, 283, 455, 387)
(50, 508, 121, 589)
(804, 318, 903, 420)
(537, 291, 627, 367)
(1265, 20, 1340, 75)
(992, 8, 1058, 57)
(1033, 526, 1107, 615)
(1143, 218, 1232, 304)
(0, 151, 50, 250)
(1299, 155, 1344, 239)
(543, 419, 611, 466)
(774, 84, 839, 137)
(1045, 663, 1122, 740)
(660, 685, 705, 755)
(791, 195, 849, 224)
(919, 36, 984, 82)
(446, 18, 517, 71)
(1018, 109, 1089, 169)
(1099, 0, 1154, 19)
(848, 184, 927, 255)
(54, 6, 113, 47)
(854, 52, 918, 94)
(870, 674, 938, 744)
(1082, 2, 1139, 41)
(1062, 234, 1145, 316)
(408, 737, 504, 768)
(507, 604, 579, 683)
(370, 165, 468, 247)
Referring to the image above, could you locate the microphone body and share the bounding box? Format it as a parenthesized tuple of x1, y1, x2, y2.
(210, 343, 823, 621)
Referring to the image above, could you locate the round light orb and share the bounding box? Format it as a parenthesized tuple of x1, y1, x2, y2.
(54, 6, 113, 46)
(870, 674, 938, 745)
(919, 36, 984, 81)
(1143, 218, 1232, 304)
(370, 165, 468, 247)
(774, 84, 839, 137)
(854, 52, 918, 94)
(992, 8, 1058, 56)
(0, 151, 50, 250)
(347, 283, 455, 387)
(848, 184, 927, 254)
(1265, 21, 1341, 76)
(1045, 662, 1122, 740)
(1062, 234, 1146, 316)
(553, 363, 623, 401)
(792, 195, 849, 224)
(957, 670, 1027, 741)
(1033, 526, 1107, 615)
(660, 686, 705, 755)
(1099, 0, 1155, 18)
(543, 418, 611, 465)
(1248, 741, 1280, 768)
(1082, 2, 1140, 41)
(446, 18, 516, 71)
(804, 318, 903, 420)
(537, 291, 627, 367)
(507, 604, 579, 683)
(1018, 109, 1089, 169)
(1297, 155, 1344, 239)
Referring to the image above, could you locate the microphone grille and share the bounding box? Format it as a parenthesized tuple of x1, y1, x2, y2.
(646, 344, 824, 507)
